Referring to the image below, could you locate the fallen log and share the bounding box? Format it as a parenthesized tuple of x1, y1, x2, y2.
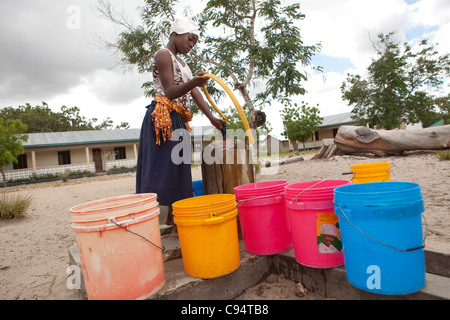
(312, 139, 343, 159)
(334, 125, 450, 156)
(265, 155, 304, 167)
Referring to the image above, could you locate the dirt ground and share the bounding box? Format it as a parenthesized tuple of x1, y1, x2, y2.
(0, 151, 448, 300)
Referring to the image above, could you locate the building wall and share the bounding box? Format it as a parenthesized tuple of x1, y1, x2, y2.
(71, 149, 88, 164)
(35, 150, 58, 167)
(266, 136, 291, 154)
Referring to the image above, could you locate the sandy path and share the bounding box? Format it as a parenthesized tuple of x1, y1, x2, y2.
(0, 151, 448, 300)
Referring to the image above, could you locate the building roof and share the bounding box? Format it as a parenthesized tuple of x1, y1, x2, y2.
(23, 129, 141, 148)
(267, 133, 288, 142)
(319, 112, 358, 128)
(429, 119, 444, 127)
(22, 126, 218, 148)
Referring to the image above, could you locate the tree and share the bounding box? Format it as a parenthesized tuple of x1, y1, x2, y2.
(0, 102, 130, 133)
(341, 32, 450, 130)
(281, 101, 322, 150)
(222, 105, 271, 142)
(96, 0, 320, 129)
(0, 118, 28, 187)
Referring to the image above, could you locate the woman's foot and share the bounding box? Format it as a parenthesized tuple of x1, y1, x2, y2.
(171, 224, 178, 238)
(164, 207, 174, 225)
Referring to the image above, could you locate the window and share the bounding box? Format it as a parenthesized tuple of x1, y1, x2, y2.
(13, 154, 28, 169)
(58, 151, 71, 165)
(194, 141, 202, 152)
(314, 131, 319, 141)
(114, 147, 126, 160)
(333, 128, 339, 137)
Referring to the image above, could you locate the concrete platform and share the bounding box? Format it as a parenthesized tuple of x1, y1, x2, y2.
(68, 230, 450, 300)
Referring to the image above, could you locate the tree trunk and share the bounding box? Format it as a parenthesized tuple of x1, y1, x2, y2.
(201, 139, 255, 195)
(334, 125, 450, 156)
(0, 168, 6, 188)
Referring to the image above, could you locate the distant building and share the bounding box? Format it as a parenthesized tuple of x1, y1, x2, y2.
(262, 112, 360, 152)
(306, 112, 360, 149)
(2, 126, 219, 183)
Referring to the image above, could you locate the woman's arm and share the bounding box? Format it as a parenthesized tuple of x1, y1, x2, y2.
(155, 50, 208, 100)
(191, 87, 223, 130)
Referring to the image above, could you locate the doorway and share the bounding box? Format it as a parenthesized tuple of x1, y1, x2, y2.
(92, 149, 103, 172)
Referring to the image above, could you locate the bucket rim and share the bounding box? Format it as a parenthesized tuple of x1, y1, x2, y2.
(173, 201, 237, 217)
(172, 194, 236, 210)
(334, 181, 420, 193)
(334, 182, 423, 206)
(71, 207, 160, 233)
(350, 162, 390, 170)
(70, 193, 158, 215)
(285, 180, 351, 191)
(234, 180, 288, 192)
(71, 206, 160, 226)
(174, 208, 238, 226)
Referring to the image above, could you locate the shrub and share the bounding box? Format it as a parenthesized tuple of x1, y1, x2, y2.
(0, 193, 33, 219)
(437, 149, 450, 161)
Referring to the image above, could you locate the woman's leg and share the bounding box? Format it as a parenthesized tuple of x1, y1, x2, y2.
(164, 206, 178, 237)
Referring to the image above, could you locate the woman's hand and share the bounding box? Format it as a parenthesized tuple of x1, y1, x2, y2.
(191, 72, 209, 87)
(209, 117, 224, 130)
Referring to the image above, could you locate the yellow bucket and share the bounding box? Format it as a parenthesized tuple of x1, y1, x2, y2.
(172, 194, 240, 279)
(350, 162, 391, 184)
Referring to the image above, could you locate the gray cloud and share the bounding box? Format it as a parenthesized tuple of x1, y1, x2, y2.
(0, 0, 133, 106)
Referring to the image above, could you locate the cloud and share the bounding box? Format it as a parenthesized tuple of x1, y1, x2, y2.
(1, 0, 448, 133)
(301, 0, 409, 56)
(0, 0, 141, 105)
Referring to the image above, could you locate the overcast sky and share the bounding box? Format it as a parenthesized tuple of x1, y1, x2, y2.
(1, 0, 449, 135)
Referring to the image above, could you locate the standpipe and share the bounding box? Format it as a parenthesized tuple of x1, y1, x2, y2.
(202, 73, 255, 145)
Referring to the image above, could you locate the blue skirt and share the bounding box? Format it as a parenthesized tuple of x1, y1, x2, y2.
(136, 101, 193, 206)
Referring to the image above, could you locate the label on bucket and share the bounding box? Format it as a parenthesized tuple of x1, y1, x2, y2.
(317, 213, 342, 253)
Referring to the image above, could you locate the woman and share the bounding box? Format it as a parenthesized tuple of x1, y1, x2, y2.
(136, 17, 223, 237)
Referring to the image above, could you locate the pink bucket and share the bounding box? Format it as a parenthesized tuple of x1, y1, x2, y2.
(285, 180, 351, 268)
(234, 181, 292, 255)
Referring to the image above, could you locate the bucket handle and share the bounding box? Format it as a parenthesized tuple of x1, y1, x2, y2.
(108, 217, 165, 253)
(235, 193, 285, 207)
(337, 206, 426, 252)
(291, 172, 353, 203)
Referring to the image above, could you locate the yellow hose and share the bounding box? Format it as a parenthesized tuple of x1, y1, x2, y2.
(202, 73, 254, 145)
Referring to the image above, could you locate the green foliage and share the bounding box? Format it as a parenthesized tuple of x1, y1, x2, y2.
(98, 0, 321, 128)
(222, 105, 272, 142)
(0, 193, 33, 220)
(0, 102, 130, 133)
(341, 32, 450, 129)
(0, 118, 29, 187)
(437, 149, 450, 161)
(281, 101, 322, 150)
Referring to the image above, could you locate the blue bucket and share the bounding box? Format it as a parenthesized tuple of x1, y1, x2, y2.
(192, 180, 205, 196)
(334, 182, 426, 295)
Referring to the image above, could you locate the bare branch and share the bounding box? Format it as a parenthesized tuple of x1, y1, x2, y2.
(94, 0, 135, 31)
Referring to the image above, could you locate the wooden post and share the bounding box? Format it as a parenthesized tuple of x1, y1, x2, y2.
(201, 139, 255, 195)
(201, 139, 255, 240)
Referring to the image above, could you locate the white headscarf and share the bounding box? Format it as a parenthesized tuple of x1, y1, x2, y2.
(319, 224, 339, 236)
(170, 17, 200, 37)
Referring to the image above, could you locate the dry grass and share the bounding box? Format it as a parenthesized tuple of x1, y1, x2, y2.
(437, 149, 450, 161)
(0, 193, 33, 219)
